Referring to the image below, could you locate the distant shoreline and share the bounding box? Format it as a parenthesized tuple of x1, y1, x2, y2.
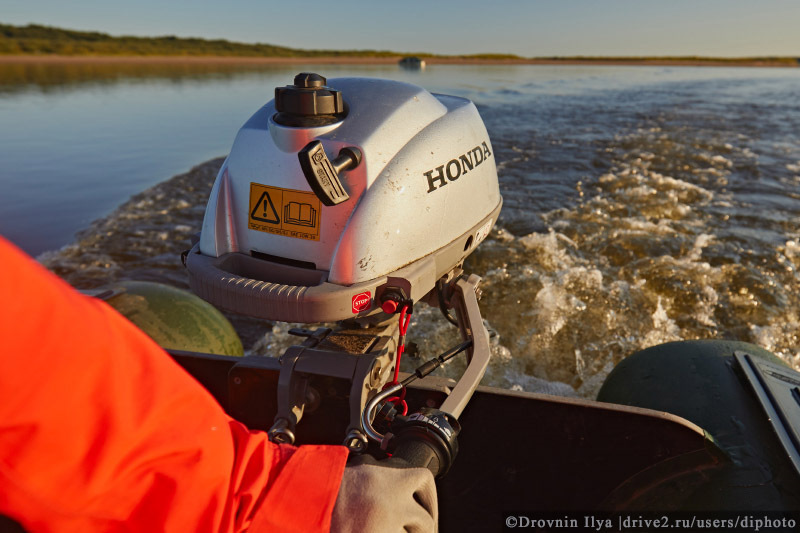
(1, 54, 797, 68)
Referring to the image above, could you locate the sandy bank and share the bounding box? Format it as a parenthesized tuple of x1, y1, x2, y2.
(1, 54, 796, 68)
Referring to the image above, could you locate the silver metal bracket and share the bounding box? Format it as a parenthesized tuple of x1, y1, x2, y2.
(361, 274, 492, 441)
(440, 274, 492, 418)
(267, 324, 397, 446)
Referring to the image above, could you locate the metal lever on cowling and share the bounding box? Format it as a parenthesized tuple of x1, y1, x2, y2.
(361, 274, 492, 477)
(298, 140, 362, 206)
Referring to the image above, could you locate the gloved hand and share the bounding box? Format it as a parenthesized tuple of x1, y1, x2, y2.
(330, 454, 438, 533)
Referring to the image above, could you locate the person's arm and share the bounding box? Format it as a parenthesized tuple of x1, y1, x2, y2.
(0, 236, 347, 533)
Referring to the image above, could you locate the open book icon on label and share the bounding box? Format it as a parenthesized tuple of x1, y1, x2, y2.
(284, 202, 317, 227)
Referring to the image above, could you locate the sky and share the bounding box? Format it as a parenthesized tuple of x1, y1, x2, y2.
(4, 0, 800, 57)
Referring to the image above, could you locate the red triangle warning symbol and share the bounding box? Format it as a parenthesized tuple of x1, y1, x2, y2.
(250, 192, 280, 224)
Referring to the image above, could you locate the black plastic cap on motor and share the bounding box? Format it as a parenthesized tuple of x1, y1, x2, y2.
(274, 73, 346, 127)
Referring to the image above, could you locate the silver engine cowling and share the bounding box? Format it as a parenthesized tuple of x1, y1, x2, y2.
(185, 73, 502, 322)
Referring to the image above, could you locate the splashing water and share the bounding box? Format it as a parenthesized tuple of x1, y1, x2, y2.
(34, 66, 800, 398)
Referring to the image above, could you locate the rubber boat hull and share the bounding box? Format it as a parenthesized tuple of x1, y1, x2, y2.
(168, 338, 800, 531)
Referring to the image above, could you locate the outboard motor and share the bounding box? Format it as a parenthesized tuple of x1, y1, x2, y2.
(184, 73, 501, 474)
(185, 73, 501, 323)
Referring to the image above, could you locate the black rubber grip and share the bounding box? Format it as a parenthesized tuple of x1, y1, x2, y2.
(392, 431, 447, 477)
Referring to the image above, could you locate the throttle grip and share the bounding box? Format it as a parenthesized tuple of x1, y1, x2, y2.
(389, 408, 460, 478)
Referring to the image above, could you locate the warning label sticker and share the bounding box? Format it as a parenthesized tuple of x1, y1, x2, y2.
(248, 183, 321, 241)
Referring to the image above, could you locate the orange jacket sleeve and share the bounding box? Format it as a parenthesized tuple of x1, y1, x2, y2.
(0, 236, 347, 533)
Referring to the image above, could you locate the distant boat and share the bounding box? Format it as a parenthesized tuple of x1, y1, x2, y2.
(399, 56, 426, 69)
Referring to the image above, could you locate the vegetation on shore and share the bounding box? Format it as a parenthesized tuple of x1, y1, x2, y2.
(0, 23, 382, 57)
(1, 23, 797, 66)
(540, 55, 799, 66)
(0, 23, 518, 60)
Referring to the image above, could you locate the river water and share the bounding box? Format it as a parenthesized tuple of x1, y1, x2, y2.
(2, 61, 799, 397)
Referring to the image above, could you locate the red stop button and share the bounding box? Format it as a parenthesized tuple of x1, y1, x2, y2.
(381, 299, 398, 314)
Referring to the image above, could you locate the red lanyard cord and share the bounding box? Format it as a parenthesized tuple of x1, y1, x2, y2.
(385, 305, 411, 415)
